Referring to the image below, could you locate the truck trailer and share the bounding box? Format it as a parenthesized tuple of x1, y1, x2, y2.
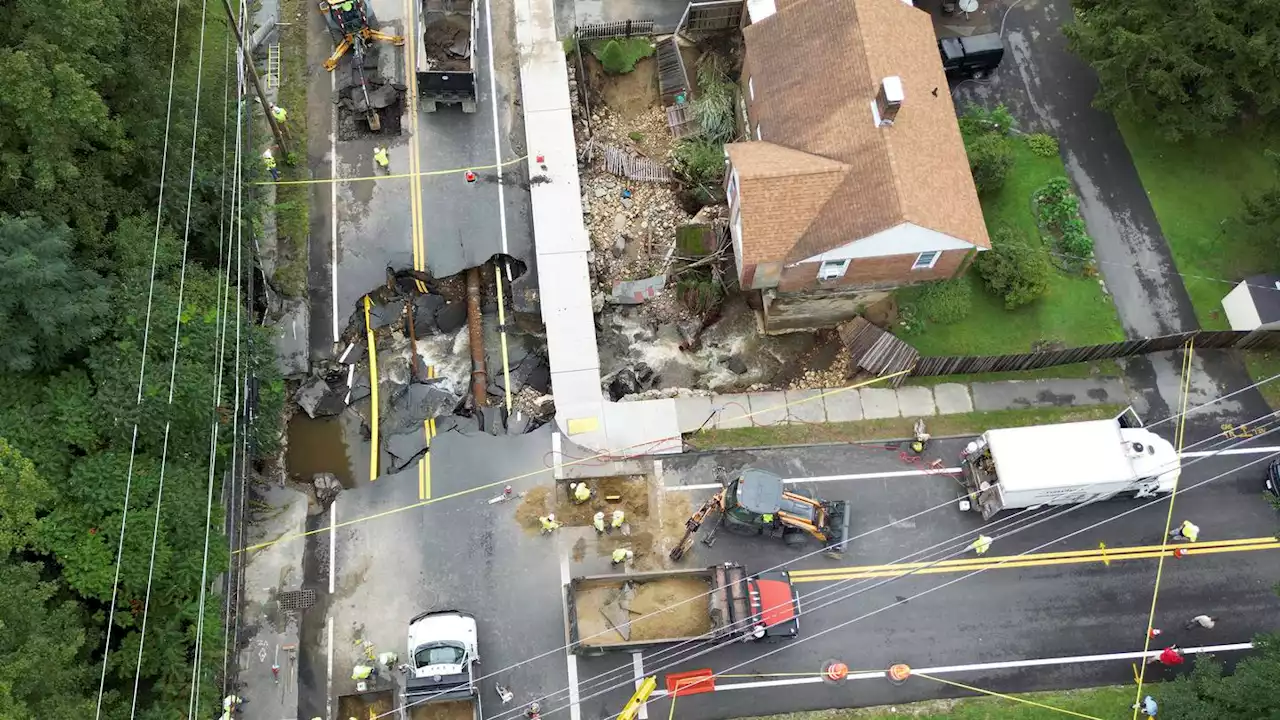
(959, 410, 1180, 519)
(404, 610, 482, 720)
(416, 0, 478, 112)
(564, 562, 800, 656)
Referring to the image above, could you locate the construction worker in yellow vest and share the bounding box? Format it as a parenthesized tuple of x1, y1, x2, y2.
(1170, 520, 1200, 543)
(352, 664, 375, 681)
(570, 482, 592, 504)
(539, 514, 562, 534)
(968, 534, 993, 555)
(262, 149, 279, 181)
(611, 548, 634, 565)
(593, 511, 606, 534)
(270, 103, 288, 124)
(610, 509, 625, 533)
(373, 146, 390, 174)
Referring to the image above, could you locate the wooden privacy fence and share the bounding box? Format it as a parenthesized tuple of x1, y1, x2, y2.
(911, 329, 1280, 377)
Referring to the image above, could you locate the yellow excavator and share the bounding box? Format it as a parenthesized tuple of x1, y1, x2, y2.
(670, 468, 851, 561)
(319, 0, 404, 72)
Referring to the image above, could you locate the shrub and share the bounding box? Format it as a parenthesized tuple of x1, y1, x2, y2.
(916, 279, 973, 325)
(1026, 133, 1059, 157)
(628, 131, 645, 142)
(692, 54, 736, 144)
(975, 226, 1051, 309)
(591, 38, 654, 75)
(958, 103, 1016, 141)
(965, 132, 1015, 195)
(896, 304, 925, 336)
(672, 139, 726, 185)
(1034, 177, 1094, 261)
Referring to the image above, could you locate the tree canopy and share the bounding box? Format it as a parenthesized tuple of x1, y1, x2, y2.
(1065, 0, 1280, 141)
(0, 0, 281, 717)
(1159, 634, 1280, 718)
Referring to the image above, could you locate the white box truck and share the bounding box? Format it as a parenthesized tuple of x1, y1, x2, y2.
(959, 409, 1181, 519)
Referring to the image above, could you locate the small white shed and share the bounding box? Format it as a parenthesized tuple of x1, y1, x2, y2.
(1222, 274, 1280, 331)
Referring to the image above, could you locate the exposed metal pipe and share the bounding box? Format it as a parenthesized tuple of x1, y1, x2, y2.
(466, 267, 488, 405)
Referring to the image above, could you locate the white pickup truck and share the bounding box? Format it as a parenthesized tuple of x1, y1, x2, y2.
(403, 610, 482, 720)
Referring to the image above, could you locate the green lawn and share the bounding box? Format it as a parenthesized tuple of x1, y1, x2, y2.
(1118, 120, 1280, 330)
(900, 141, 1125, 357)
(687, 404, 1125, 450)
(736, 685, 1137, 720)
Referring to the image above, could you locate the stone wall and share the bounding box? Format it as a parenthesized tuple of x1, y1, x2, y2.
(761, 287, 892, 334)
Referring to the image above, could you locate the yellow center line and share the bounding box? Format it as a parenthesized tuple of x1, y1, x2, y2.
(418, 366, 437, 500)
(363, 295, 380, 481)
(494, 268, 513, 412)
(403, 0, 428, 293)
(789, 537, 1280, 582)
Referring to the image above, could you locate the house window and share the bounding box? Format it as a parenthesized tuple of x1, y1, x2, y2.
(818, 259, 850, 280)
(755, 124, 761, 140)
(748, 76, 754, 101)
(726, 169, 740, 208)
(912, 251, 941, 270)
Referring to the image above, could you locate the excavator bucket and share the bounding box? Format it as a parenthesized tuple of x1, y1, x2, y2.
(821, 500, 851, 559)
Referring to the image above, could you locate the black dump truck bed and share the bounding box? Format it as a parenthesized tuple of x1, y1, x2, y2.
(416, 0, 478, 111)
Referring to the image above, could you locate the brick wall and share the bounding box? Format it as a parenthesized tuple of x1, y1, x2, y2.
(776, 249, 971, 292)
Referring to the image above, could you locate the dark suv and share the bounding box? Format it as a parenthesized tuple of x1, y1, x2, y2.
(1265, 459, 1280, 499)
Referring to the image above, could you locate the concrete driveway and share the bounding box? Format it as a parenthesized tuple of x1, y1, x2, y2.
(950, 0, 1270, 435)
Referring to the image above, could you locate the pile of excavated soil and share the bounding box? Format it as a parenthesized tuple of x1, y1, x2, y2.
(514, 485, 552, 533)
(408, 699, 475, 720)
(576, 576, 713, 645)
(554, 475, 651, 523)
(628, 576, 714, 640)
(422, 13, 473, 72)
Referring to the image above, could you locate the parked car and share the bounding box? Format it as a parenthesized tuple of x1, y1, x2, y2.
(1266, 459, 1280, 499)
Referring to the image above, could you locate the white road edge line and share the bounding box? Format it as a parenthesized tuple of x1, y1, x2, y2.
(330, 71, 340, 343)
(647, 641, 1256, 697)
(328, 499, 336, 594)
(631, 652, 649, 720)
(560, 550, 582, 720)
(326, 615, 334, 719)
(669, 468, 962, 491)
(664, 445, 1280, 491)
(482, 0, 508, 257)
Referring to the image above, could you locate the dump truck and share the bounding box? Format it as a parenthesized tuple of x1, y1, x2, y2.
(416, 0, 478, 112)
(403, 610, 482, 720)
(564, 562, 800, 656)
(959, 408, 1181, 519)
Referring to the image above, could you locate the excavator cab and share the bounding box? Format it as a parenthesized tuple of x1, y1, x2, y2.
(669, 468, 850, 561)
(318, 0, 405, 72)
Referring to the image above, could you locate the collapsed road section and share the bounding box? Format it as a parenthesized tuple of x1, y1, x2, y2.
(291, 257, 549, 478)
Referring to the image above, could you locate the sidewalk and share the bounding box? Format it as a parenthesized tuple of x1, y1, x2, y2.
(673, 378, 1129, 432)
(514, 0, 681, 465)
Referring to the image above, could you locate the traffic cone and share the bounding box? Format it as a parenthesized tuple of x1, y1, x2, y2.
(465, 170, 477, 183)
(1149, 628, 1162, 639)
(1173, 548, 1186, 558)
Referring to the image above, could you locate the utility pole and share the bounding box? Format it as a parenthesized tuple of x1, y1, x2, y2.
(221, 0, 290, 157)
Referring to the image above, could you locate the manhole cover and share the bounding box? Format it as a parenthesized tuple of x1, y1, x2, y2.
(277, 589, 317, 613)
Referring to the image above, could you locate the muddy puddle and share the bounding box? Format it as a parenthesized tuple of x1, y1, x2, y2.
(286, 413, 361, 488)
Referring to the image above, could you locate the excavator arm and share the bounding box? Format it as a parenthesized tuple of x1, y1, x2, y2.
(668, 491, 723, 561)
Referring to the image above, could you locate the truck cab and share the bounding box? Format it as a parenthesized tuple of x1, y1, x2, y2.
(939, 33, 1005, 78)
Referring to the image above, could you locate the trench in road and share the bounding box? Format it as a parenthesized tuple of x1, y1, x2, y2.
(788, 536, 1280, 582)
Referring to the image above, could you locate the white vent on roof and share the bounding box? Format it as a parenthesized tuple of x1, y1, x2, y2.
(747, 0, 777, 22)
(875, 77, 904, 127)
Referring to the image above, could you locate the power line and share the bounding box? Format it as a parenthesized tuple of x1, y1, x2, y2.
(478, 409, 1280, 720)
(532, 432, 1280, 720)
(93, 0, 189, 716)
(188, 25, 238, 718)
(385, 391, 1280, 720)
(128, 0, 212, 715)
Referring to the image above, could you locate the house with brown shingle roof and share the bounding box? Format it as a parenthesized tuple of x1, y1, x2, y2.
(728, 0, 990, 332)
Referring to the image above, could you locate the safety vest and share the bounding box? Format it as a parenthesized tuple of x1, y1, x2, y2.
(272, 106, 287, 123)
(611, 510, 625, 528)
(352, 665, 374, 680)
(539, 516, 559, 531)
(612, 548, 632, 563)
(573, 484, 591, 502)
(593, 512, 606, 532)
(1181, 521, 1200, 542)
(971, 535, 992, 554)
(373, 148, 389, 167)
(262, 155, 276, 169)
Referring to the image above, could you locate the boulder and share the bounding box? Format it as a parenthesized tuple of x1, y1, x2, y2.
(313, 473, 343, 506)
(436, 302, 468, 333)
(727, 355, 749, 375)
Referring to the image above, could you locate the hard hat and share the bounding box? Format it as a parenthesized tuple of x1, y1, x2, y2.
(263, 148, 273, 158)
(546, 513, 554, 521)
